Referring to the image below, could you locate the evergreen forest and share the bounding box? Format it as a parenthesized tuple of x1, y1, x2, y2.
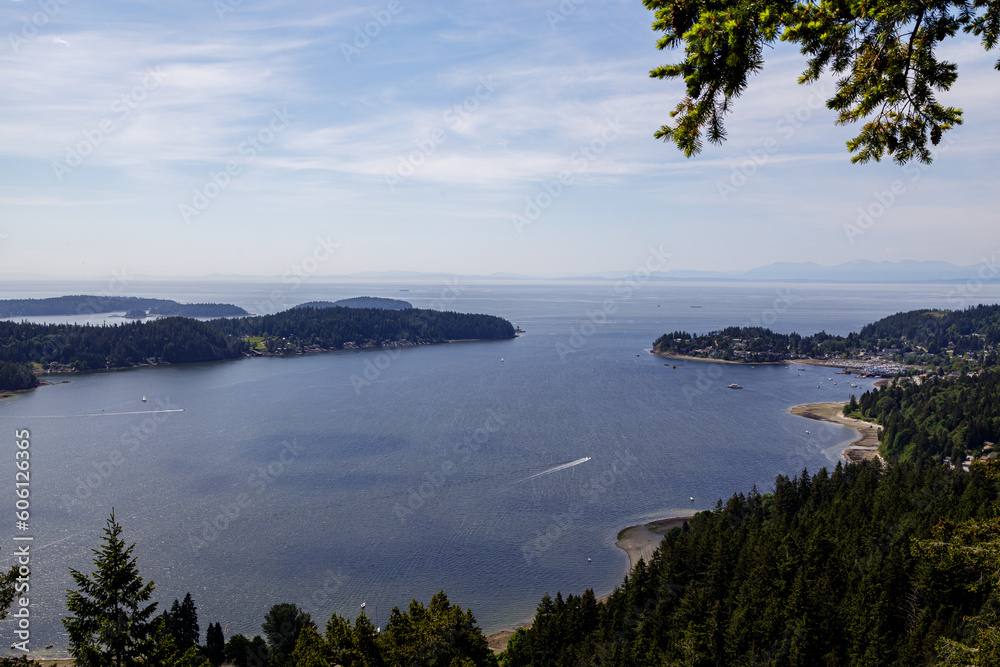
(0, 306, 514, 390)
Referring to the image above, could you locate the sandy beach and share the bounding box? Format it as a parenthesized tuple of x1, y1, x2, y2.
(790, 402, 882, 462)
(651, 352, 786, 365)
(615, 516, 693, 569)
(486, 515, 694, 652)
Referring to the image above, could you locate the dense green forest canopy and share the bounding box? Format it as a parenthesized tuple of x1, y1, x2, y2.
(0, 306, 514, 389)
(505, 460, 1000, 666)
(212, 306, 514, 352)
(0, 360, 40, 391)
(850, 367, 1000, 464)
(0, 296, 247, 318)
(0, 317, 243, 374)
(653, 305, 1000, 368)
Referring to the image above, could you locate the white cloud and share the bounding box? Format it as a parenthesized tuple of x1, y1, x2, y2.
(0, 0, 997, 277)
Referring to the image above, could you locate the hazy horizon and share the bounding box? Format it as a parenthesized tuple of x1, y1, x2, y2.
(1, 1, 997, 279)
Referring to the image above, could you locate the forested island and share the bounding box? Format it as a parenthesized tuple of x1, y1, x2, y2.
(0, 295, 248, 318)
(0, 306, 514, 390)
(294, 296, 413, 310)
(653, 305, 1000, 372)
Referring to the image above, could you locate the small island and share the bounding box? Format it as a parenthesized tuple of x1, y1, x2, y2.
(0, 295, 248, 319)
(293, 296, 413, 310)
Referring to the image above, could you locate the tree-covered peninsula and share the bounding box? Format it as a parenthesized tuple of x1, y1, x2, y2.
(653, 305, 1000, 372)
(0, 306, 514, 389)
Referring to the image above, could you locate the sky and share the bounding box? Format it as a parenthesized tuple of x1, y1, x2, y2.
(0, 0, 997, 279)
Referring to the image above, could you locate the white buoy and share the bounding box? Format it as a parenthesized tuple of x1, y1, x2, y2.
(690, 496, 694, 502)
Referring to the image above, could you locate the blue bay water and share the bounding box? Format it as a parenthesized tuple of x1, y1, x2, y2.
(1, 280, 997, 657)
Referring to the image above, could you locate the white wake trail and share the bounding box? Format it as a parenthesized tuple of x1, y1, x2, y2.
(519, 456, 592, 483)
(21, 409, 185, 419)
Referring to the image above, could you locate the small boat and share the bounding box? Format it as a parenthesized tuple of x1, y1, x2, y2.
(142, 396, 147, 402)
(727, 383, 743, 389)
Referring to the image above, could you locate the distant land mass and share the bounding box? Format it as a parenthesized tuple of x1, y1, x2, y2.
(0, 296, 248, 318)
(624, 259, 993, 283)
(295, 296, 413, 310)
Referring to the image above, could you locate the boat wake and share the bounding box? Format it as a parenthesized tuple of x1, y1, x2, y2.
(518, 456, 592, 483)
(20, 409, 185, 419)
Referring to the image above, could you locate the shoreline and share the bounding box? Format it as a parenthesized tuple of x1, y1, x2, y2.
(615, 515, 694, 570)
(0, 382, 54, 402)
(789, 401, 882, 462)
(652, 351, 787, 365)
(488, 402, 883, 651)
(3, 338, 513, 393)
(652, 351, 918, 377)
(486, 515, 695, 653)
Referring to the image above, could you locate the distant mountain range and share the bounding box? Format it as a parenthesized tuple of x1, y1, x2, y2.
(635, 260, 990, 283)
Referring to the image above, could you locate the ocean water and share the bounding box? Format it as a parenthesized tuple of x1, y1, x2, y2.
(0, 280, 997, 657)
